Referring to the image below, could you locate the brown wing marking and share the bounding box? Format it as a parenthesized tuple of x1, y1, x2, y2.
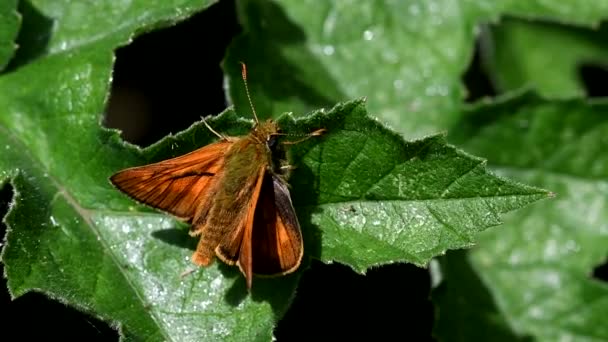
(204, 166, 266, 289)
(251, 174, 303, 277)
(110, 140, 232, 220)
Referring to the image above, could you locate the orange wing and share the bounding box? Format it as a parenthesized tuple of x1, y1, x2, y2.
(110, 140, 232, 220)
(213, 166, 266, 289)
(250, 174, 303, 277)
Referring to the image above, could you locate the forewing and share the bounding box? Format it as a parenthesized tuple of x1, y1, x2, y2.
(110, 140, 232, 219)
(251, 174, 303, 276)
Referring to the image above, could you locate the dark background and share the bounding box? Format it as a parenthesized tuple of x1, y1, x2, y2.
(1, 0, 607, 340)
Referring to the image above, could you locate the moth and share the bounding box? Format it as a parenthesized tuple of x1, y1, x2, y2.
(110, 63, 324, 289)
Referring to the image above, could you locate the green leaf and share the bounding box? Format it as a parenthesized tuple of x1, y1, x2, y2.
(0, 74, 548, 339)
(2, 103, 296, 341)
(280, 100, 550, 272)
(433, 93, 608, 341)
(0, 1, 552, 340)
(482, 18, 608, 97)
(224, 0, 608, 138)
(0, 0, 19, 71)
(0, 1, 292, 341)
(6, 0, 213, 71)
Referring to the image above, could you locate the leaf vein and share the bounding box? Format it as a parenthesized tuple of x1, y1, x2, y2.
(440, 161, 484, 198)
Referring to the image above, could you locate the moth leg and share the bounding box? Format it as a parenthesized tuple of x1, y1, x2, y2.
(276, 165, 295, 179)
(180, 268, 197, 278)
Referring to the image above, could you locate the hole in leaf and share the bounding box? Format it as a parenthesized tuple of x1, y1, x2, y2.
(462, 32, 496, 103)
(579, 63, 608, 98)
(104, 0, 241, 146)
(0, 291, 119, 340)
(3, 0, 55, 73)
(592, 259, 608, 282)
(274, 260, 435, 341)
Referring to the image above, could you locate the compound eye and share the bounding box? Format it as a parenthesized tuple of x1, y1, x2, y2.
(267, 135, 278, 149)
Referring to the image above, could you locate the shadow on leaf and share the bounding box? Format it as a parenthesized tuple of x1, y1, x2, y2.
(151, 228, 197, 251)
(151, 224, 313, 319)
(432, 250, 533, 341)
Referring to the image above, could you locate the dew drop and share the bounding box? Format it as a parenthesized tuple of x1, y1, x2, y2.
(393, 79, 404, 90)
(322, 45, 335, 55)
(49, 216, 59, 227)
(409, 4, 421, 15)
(122, 224, 131, 233)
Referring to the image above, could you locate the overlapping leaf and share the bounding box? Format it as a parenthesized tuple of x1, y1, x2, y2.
(225, 0, 608, 138)
(483, 18, 608, 97)
(434, 93, 608, 341)
(280, 100, 549, 272)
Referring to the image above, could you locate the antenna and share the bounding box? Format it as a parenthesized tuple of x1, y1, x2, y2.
(281, 129, 327, 145)
(240, 62, 259, 124)
(200, 115, 226, 140)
